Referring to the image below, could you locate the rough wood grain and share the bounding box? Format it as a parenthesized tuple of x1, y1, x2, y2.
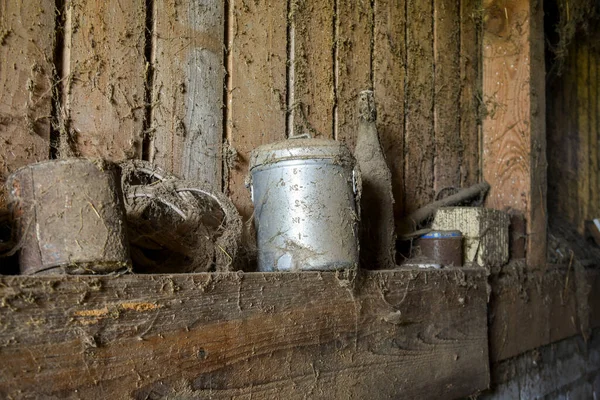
(433, 0, 461, 192)
(592, 51, 599, 219)
(373, 0, 406, 228)
(489, 263, 600, 362)
(459, 0, 480, 186)
(335, 0, 372, 149)
(226, 0, 287, 219)
(577, 43, 590, 232)
(0, 269, 489, 399)
(405, 0, 434, 213)
(289, 0, 335, 138)
(482, 0, 547, 268)
(64, 0, 146, 160)
(0, 0, 54, 205)
(150, 0, 223, 189)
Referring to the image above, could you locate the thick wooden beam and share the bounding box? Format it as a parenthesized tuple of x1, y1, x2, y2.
(0, 0, 54, 206)
(0, 269, 489, 399)
(482, 0, 547, 268)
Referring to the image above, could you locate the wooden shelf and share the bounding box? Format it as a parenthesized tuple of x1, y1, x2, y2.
(0, 269, 489, 399)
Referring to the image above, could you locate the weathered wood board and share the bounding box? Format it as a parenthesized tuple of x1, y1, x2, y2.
(433, 0, 461, 193)
(459, 0, 480, 186)
(150, 0, 224, 189)
(64, 0, 147, 160)
(289, 0, 335, 139)
(489, 263, 600, 362)
(226, 0, 288, 219)
(335, 0, 372, 149)
(373, 0, 406, 227)
(404, 0, 435, 213)
(482, 0, 547, 268)
(0, 269, 489, 399)
(0, 0, 54, 205)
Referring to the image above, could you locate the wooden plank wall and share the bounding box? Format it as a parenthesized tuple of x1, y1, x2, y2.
(547, 37, 600, 233)
(0, 0, 55, 206)
(0, 0, 482, 225)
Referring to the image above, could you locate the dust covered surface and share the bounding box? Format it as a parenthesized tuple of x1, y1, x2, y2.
(0, 269, 488, 399)
(119, 161, 242, 273)
(6, 159, 130, 275)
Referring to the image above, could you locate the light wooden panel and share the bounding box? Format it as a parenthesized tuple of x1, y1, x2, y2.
(226, 0, 288, 219)
(374, 0, 406, 226)
(0, 269, 489, 399)
(482, 0, 547, 267)
(0, 0, 54, 205)
(289, 0, 335, 138)
(404, 0, 435, 214)
(335, 0, 372, 150)
(150, 0, 223, 189)
(64, 0, 146, 160)
(433, 0, 461, 192)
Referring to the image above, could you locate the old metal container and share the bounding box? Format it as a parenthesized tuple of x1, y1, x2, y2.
(6, 159, 131, 275)
(248, 139, 359, 272)
(417, 230, 463, 267)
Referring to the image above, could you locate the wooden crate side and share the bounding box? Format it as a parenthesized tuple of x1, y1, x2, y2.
(404, 0, 435, 213)
(226, 0, 288, 219)
(373, 0, 406, 226)
(0, 0, 54, 205)
(290, 0, 335, 138)
(0, 270, 489, 399)
(150, 0, 224, 189)
(64, 0, 146, 160)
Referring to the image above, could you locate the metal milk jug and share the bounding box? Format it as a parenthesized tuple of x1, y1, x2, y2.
(248, 138, 359, 272)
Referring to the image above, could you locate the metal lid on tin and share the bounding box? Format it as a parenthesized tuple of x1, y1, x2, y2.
(249, 138, 354, 170)
(420, 230, 462, 239)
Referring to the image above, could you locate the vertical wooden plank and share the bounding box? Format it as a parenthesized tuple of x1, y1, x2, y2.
(577, 42, 589, 231)
(433, 0, 461, 192)
(290, 0, 335, 138)
(226, 0, 288, 219)
(373, 0, 406, 225)
(336, 0, 372, 150)
(65, 0, 146, 160)
(589, 48, 598, 219)
(405, 0, 434, 214)
(482, 0, 546, 267)
(151, 0, 223, 189)
(459, 0, 480, 186)
(0, 0, 54, 204)
(564, 46, 578, 225)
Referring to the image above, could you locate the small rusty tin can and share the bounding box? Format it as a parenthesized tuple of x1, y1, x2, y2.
(6, 159, 131, 275)
(417, 230, 463, 267)
(248, 139, 359, 272)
